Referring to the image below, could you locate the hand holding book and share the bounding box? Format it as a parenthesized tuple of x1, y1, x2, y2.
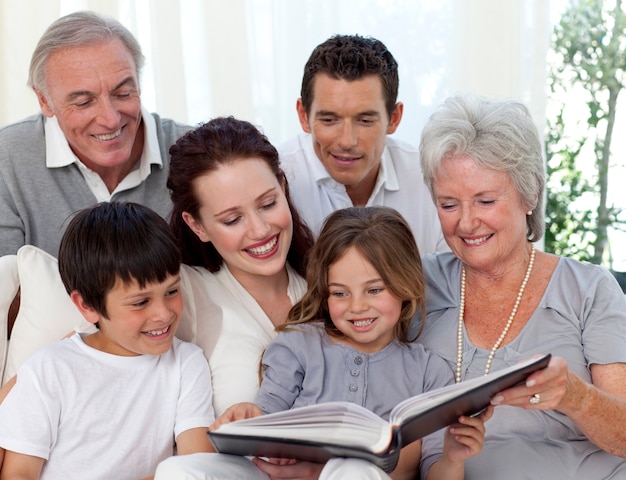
(211, 402, 263, 431)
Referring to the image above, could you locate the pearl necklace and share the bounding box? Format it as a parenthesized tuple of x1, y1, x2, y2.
(455, 244, 535, 383)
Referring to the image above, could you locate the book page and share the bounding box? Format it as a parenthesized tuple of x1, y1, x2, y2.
(214, 401, 393, 453)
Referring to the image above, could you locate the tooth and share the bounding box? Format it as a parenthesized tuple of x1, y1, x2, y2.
(95, 129, 121, 141)
(247, 236, 277, 255)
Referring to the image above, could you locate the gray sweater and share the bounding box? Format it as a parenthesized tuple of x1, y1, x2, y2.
(0, 113, 190, 256)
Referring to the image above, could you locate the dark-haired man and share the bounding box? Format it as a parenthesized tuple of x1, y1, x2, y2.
(279, 34, 447, 254)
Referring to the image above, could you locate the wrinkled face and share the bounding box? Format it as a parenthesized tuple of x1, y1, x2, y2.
(432, 155, 531, 275)
(183, 158, 293, 285)
(327, 246, 401, 354)
(297, 74, 402, 204)
(35, 39, 143, 176)
(76, 274, 182, 357)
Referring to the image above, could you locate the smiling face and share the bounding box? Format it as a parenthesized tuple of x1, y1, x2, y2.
(182, 157, 293, 286)
(297, 73, 403, 205)
(35, 39, 143, 177)
(327, 246, 401, 353)
(73, 274, 182, 357)
(432, 155, 531, 275)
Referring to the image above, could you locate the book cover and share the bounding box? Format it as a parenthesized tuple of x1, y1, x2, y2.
(208, 353, 551, 472)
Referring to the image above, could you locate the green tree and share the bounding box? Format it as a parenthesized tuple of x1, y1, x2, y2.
(546, 0, 626, 265)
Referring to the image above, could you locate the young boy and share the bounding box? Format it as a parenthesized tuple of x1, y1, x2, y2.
(0, 202, 215, 480)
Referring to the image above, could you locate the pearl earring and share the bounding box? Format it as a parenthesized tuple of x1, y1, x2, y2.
(527, 210, 533, 216)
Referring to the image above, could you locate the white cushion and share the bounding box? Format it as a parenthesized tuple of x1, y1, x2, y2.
(2, 246, 95, 384)
(0, 254, 19, 382)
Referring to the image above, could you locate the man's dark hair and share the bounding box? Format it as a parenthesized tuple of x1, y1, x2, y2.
(300, 34, 399, 118)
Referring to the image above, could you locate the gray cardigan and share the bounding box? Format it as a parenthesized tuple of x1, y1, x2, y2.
(0, 113, 190, 256)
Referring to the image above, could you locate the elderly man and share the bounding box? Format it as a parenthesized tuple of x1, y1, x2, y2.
(0, 11, 191, 340)
(0, 11, 190, 257)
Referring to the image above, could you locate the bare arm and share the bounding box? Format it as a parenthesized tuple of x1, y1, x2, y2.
(492, 357, 626, 457)
(389, 440, 421, 480)
(0, 451, 44, 480)
(174, 427, 215, 455)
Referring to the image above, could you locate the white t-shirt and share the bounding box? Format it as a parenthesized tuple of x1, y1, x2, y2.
(278, 132, 448, 254)
(0, 334, 214, 480)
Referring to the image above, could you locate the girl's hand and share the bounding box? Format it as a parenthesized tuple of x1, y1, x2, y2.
(209, 402, 262, 430)
(442, 405, 493, 463)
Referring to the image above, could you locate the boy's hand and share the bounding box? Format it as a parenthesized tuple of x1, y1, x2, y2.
(209, 402, 262, 430)
(442, 405, 493, 463)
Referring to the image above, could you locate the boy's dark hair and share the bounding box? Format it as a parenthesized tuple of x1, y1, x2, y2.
(300, 34, 399, 119)
(58, 202, 181, 318)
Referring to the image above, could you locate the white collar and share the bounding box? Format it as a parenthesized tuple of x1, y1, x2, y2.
(308, 136, 400, 196)
(44, 105, 162, 171)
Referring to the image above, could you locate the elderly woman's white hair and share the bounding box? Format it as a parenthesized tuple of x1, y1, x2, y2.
(419, 95, 545, 242)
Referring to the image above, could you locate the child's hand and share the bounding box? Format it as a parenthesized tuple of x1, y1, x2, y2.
(209, 402, 262, 430)
(442, 405, 493, 463)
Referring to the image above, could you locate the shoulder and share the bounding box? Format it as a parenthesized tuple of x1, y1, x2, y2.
(384, 136, 420, 166)
(404, 340, 450, 367)
(420, 253, 461, 312)
(277, 132, 310, 157)
(180, 264, 228, 300)
(422, 252, 460, 279)
(0, 114, 45, 164)
(181, 263, 220, 287)
(551, 256, 625, 300)
(150, 112, 193, 140)
(277, 133, 317, 173)
(402, 341, 455, 388)
(385, 136, 420, 155)
(269, 323, 326, 352)
(274, 323, 325, 342)
(170, 336, 205, 357)
(0, 114, 44, 137)
(17, 336, 80, 377)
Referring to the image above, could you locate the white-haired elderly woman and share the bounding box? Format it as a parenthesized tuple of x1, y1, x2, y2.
(414, 95, 626, 479)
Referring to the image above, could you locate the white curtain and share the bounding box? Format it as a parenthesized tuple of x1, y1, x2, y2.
(0, 0, 551, 148)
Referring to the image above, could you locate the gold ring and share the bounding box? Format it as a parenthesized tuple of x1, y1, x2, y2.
(529, 393, 541, 405)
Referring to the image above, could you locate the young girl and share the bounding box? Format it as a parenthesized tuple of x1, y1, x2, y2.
(215, 206, 492, 480)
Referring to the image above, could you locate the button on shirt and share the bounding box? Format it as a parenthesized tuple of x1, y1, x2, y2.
(278, 132, 449, 254)
(254, 323, 453, 421)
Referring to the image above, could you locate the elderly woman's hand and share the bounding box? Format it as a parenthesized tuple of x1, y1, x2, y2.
(490, 356, 569, 410)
